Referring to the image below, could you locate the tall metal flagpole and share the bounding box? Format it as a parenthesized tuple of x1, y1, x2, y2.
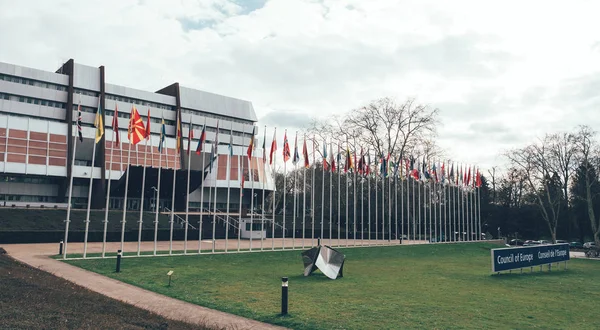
(282, 132, 287, 250)
(320, 139, 325, 245)
(261, 127, 267, 251)
(136, 126, 149, 256)
(337, 142, 341, 247)
(270, 128, 277, 250)
(292, 132, 298, 250)
(381, 155, 385, 244)
(211, 123, 220, 253)
(353, 140, 357, 246)
(238, 133, 244, 253)
(248, 128, 256, 252)
(102, 122, 116, 258)
(301, 133, 306, 249)
(394, 162, 398, 243)
(329, 141, 333, 246)
(154, 124, 164, 256)
(225, 124, 234, 253)
(311, 137, 315, 247)
(388, 161, 391, 243)
(374, 154, 378, 245)
(63, 98, 80, 259)
(183, 120, 193, 254)
(198, 118, 207, 253)
(83, 119, 98, 258)
(120, 109, 134, 253)
(418, 168, 421, 242)
(367, 151, 371, 245)
(361, 153, 364, 244)
(169, 115, 180, 255)
(478, 169, 482, 241)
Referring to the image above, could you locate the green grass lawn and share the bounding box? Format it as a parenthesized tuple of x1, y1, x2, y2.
(66, 243, 600, 329)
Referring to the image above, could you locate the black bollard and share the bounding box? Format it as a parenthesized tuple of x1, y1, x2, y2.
(281, 277, 288, 315)
(317, 237, 321, 246)
(116, 250, 122, 273)
(59, 240, 63, 255)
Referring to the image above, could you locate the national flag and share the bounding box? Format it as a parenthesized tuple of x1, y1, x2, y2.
(282, 131, 291, 163)
(476, 168, 482, 188)
(76, 102, 83, 143)
(196, 125, 206, 155)
(302, 135, 309, 168)
(112, 104, 120, 147)
(158, 116, 166, 153)
(292, 133, 299, 165)
(466, 166, 472, 186)
(330, 142, 335, 173)
(366, 151, 371, 176)
(432, 163, 438, 183)
(262, 126, 267, 164)
(208, 121, 219, 172)
(357, 147, 364, 175)
(247, 126, 255, 160)
(228, 126, 234, 156)
(94, 100, 104, 143)
(187, 119, 193, 155)
(145, 109, 151, 139)
(269, 128, 277, 165)
(127, 106, 145, 145)
(322, 140, 328, 170)
(410, 156, 419, 180)
(441, 162, 446, 183)
(380, 154, 388, 177)
(344, 146, 353, 173)
(175, 111, 182, 154)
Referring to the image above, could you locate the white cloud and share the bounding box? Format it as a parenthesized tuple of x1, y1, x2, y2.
(0, 0, 599, 172)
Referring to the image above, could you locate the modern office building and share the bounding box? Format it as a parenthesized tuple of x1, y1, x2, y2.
(0, 59, 274, 213)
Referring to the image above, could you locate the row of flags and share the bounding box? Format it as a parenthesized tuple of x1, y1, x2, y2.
(76, 103, 482, 188)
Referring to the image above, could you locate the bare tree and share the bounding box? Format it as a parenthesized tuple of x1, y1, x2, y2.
(307, 97, 439, 160)
(487, 166, 498, 204)
(506, 133, 574, 243)
(575, 125, 600, 247)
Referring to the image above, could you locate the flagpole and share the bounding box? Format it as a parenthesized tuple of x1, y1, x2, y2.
(184, 122, 193, 254)
(387, 162, 391, 243)
(270, 127, 277, 250)
(360, 158, 364, 245)
(261, 128, 267, 251)
(367, 151, 371, 245)
(63, 117, 78, 259)
(478, 170, 482, 241)
(345, 146, 350, 247)
(120, 135, 132, 253)
(136, 134, 149, 256)
(225, 125, 232, 253)
(102, 127, 115, 258)
(311, 137, 315, 247)
(249, 133, 255, 252)
(381, 156, 385, 245)
(328, 141, 333, 246)
(83, 128, 97, 258)
(154, 135, 163, 255)
(282, 142, 287, 250)
(238, 136, 244, 253)
(292, 132, 298, 250)
(394, 168, 398, 243)
(353, 140, 357, 246)
(211, 128, 220, 253)
(169, 140, 178, 255)
(198, 118, 207, 253)
(337, 142, 341, 247)
(301, 133, 306, 250)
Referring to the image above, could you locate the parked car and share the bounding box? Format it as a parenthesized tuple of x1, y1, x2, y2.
(556, 240, 568, 244)
(507, 239, 524, 247)
(538, 240, 551, 245)
(523, 240, 540, 246)
(569, 241, 584, 249)
(583, 242, 596, 249)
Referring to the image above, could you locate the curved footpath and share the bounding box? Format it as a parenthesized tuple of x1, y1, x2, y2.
(2, 242, 287, 330)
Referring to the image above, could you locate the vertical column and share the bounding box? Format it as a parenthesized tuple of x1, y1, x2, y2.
(57, 59, 74, 203)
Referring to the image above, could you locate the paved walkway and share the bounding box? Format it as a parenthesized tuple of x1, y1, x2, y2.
(3, 242, 288, 330)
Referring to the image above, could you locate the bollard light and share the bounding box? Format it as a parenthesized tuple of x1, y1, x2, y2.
(59, 240, 64, 256)
(116, 250, 122, 273)
(281, 277, 289, 316)
(167, 270, 174, 286)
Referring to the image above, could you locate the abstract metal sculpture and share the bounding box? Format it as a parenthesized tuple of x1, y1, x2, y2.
(301, 245, 345, 279)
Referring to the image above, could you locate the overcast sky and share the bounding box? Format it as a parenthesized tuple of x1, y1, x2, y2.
(1, 0, 599, 171)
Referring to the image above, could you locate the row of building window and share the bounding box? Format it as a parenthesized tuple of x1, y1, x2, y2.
(0, 92, 66, 109)
(0, 194, 57, 202)
(181, 108, 253, 126)
(0, 73, 68, 91)
(105, 93, 174, 111)
(0, 175, 57, 184)
(74, 88, 98, 98)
